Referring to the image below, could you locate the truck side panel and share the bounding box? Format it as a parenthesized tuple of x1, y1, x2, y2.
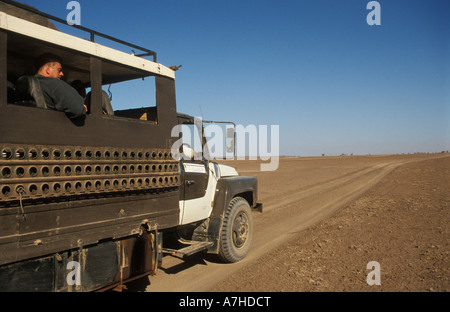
(0, 231, 158, 292)
(0, 190, 178, 266)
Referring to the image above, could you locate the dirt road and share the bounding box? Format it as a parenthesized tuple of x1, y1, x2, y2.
(127, 154, 449, 292)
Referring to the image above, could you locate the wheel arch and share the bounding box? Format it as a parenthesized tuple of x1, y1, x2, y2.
(201, 176, 257, 254)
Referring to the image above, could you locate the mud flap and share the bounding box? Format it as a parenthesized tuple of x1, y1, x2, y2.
(253, 203, 263, 213)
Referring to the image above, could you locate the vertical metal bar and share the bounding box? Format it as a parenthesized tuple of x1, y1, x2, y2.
(234, 124, 237, 158)
(0, 31, 7, 108)
(152, 230, 158, 274)
(150, 228, 162, 275)
(89, 57, 102, 116)
(155, 76, 178, 128)
(156, 230, 163, 269)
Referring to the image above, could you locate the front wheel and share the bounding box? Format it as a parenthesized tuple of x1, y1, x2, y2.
(218, 197, 253, 263)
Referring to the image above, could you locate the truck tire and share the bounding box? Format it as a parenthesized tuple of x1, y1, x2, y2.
(218, 196, 253, 263)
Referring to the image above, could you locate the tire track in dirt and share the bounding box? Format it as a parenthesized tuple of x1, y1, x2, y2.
(250, 162, 404, 255)
(143, 157, 423, 292)
(261, 163, 390, 211)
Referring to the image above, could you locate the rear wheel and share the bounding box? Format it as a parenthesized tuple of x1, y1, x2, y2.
(218, 197, 253, 263)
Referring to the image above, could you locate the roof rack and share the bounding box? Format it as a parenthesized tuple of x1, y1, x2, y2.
(1, 0, 157, 62)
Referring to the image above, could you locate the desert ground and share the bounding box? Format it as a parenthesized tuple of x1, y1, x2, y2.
(127, 153, 449, 292)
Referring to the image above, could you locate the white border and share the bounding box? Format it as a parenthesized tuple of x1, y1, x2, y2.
(0, 11, 175, 79)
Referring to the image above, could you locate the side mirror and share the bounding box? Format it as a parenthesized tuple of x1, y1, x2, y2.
(181, 144, 195, 160)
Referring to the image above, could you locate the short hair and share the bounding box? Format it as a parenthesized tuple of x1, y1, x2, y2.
(34, 53, 62, 71)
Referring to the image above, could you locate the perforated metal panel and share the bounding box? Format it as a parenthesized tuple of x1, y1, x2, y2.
(0, 144, 181, 201)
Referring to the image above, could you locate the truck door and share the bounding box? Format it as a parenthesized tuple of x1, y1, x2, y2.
(180, 159, 209, 201)
(178, 123, 213, 225)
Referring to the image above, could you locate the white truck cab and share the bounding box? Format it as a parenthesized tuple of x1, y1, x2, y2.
(171, 114, 262, 263)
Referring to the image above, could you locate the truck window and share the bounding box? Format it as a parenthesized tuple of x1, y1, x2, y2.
(109, 76, 158, 123)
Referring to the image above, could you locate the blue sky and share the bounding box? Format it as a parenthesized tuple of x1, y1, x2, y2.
(20, 0, 449, 156)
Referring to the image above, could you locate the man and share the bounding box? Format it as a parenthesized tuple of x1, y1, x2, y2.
(34, 53, 87, 118)
(70, 79, 87, 99)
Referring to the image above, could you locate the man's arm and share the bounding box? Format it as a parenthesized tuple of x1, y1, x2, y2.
(52, 80, 87, 118)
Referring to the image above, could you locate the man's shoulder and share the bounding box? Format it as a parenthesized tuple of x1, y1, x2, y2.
(37, 75, 73, 93)
(36, 75, 63, 85)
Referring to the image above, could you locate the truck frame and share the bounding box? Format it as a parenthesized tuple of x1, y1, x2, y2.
(0, 0, 261, 292)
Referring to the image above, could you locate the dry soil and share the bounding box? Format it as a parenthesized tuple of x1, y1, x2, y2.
(211, 155, 449, 292)
(128, 154, 449, 292)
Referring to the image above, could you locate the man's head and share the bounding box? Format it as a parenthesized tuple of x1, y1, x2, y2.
(35, 53, 64, 79)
